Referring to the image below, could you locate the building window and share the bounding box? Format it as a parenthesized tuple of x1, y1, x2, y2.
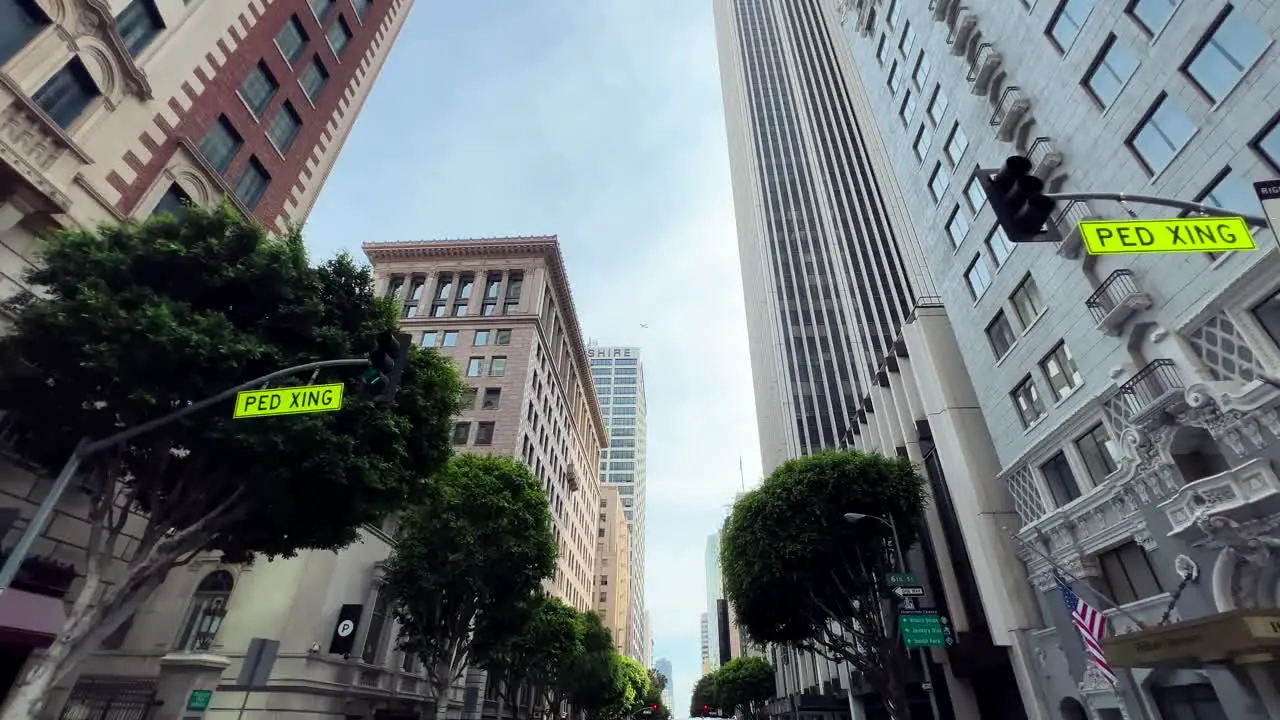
(490, 357, 508, 377)
(482, 388, 501, 410)
(1083, 35, 1138, 109)
(927, 85, 947, 125)
(327, 16, 353, 56)
(1127, 93, 1196, 175)
(1194, 166, 1264, 218)
(360, 588, 391, 663)
(986, 226, 1016, 267)
(200, 115, 243, 173)
(1251, 291, 1280, 350)
(942, 125, 968, 167)
(495, 329, 512, 345)
(1040, 451, 1081, 506)
(912, 50, 930, 88)
(913, 124, 933, 161)
(115, 0, 164, 58)
(1010, 274, 1044, 327)
(299, 56, 329, 103)
(876, 34, 888, 64)
(1047, 0, 1093, 52)
(1012, 376, 1046, 428)
(1097, 543, 1163, 605)
(421, 330, 438, 348)
(32, 58, 100, 129)
(887, 61, 902, 93)
(152, 183, 192, 217)
(352, 0, 372, 22)
(452, 422, 470, 444)
(886, 0, 901, 28)
(928, 163, 950, 202)
(1254, 114, 1280, 171)
(466, 358, 484, 377)
(986, 311, 1017, 359)
(475, 422, 495, 445)
(898, 88, 916, 124)
(385, 276, 404, 299)
(964, 172, 986, 214)
(276, 16, 308, 65)
(238, 62, 278, 117)
(308, 0, 335, 20)
(1040, 341, 1083, 401)
(267, 102, 302, 152)
(945, 205, 970, 247)
(232, 157, 270, 210)
(1076, 424, 1119, 482)
(964, 256, 991, 299)
(0, 0, 50, 68)
(442, 331, 459, 347)
(474, 330, 490, 346)
(174, 571, 233, 652)
(898, 22, 915, 55)
(1182, 6, 1268, 104)
(1126, 0, 1177, 36)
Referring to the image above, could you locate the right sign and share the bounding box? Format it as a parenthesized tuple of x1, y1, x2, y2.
(1078, 216, 1256, 255)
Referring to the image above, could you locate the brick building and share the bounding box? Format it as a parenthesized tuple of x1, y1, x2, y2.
(596, 485, 632, 652)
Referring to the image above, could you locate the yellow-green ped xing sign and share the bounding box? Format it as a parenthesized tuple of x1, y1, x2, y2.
(234, 382, 345, 419)
(1078, 216, 1256, 255)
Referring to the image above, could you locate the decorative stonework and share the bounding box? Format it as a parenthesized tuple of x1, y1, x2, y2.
(1186, 314, 1262, 384)
(0, 104, 73, 209)
(71, 0, 153, 100)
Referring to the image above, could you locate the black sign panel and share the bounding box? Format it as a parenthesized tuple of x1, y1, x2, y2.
(329, 603, 363, 655)
(1254, 179, 1280, 202)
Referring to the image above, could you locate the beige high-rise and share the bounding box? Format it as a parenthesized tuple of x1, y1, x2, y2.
(594, 486, 631, 650)
(363, 236, 607, 612)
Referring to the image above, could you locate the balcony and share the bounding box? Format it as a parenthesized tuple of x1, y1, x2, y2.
(950, 14, 977, 54)
(1027, 137, 1064, 180)
(967, 43, 1001, 96)
(934, 0, 960, 22)
(990, 86, 1030, 143)
(0, 76, 87, 213)
(1086, 270, 1153, 336)
(1118, 359, 1187, 426)
(1052, 201, 1101, 258)
(1161, 458, 1280, 540)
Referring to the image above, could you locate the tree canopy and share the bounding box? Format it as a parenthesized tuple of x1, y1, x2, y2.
(690, 657, 774, 719)
(719, 450, 928, 720)
(385, 453, 557, 718)
(0, 204, 466, 720)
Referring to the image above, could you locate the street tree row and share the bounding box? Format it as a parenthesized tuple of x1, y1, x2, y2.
(689, 656, 774, 719)
(718, 450, 931, 720)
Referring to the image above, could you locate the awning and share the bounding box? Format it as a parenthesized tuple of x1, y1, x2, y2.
(1102, 609, 1280, 668)
(0, 588, 66, 648)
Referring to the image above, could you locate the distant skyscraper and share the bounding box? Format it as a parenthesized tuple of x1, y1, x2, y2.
(700, 613, 711, 675)
(588, 345, 648, 661)
(655, 658, 674, 709)
(704, 532, 724, 670)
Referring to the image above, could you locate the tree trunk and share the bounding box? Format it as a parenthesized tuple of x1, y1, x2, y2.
(432, 676, 453, 720)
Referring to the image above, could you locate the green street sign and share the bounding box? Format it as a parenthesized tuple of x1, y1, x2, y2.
(898, 610, 946, 649)
(886, 572, 918, 587)
(186, 689, 213, 711)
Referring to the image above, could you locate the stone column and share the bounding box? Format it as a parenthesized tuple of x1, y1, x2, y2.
(151, 653, 230, 720)
(0, 197, 36, 235)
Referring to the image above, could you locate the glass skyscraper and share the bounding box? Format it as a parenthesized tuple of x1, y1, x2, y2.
(588, 344, 648, 662)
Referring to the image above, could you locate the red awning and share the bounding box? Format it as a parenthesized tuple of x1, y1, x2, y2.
(0, 589, 66, 648)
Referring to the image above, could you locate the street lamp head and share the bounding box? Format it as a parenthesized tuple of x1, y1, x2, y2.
(843, 512, 867, 523)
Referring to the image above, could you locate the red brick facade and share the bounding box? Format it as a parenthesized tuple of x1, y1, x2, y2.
(106, 0, 395, 227)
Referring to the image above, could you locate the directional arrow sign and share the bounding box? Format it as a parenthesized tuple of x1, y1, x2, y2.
(893, 585, 925, 597)
(898, 609, 946, 649)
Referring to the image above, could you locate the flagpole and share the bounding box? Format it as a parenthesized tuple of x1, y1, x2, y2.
(1000, 523, 1149, 629)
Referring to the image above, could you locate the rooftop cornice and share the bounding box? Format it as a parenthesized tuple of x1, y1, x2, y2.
(362, 235, 608, 445)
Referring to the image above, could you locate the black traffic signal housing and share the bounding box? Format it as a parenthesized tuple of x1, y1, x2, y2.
(360, 331, 412, 402)
(976, 155, 1058, 243)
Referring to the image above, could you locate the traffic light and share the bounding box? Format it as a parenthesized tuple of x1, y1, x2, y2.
(360, 331, 411, 401)
(977, 155, 1058, 243)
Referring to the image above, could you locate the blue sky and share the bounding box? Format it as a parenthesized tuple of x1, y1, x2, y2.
(302, 1, 764, 713)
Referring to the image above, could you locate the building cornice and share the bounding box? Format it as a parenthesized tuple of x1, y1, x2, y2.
(362, 237, 609, 445)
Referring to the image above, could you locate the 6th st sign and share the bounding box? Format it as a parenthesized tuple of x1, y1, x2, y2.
(234, 383, 345, 419)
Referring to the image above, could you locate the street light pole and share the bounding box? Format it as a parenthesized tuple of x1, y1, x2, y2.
(844, 512, 941, 720)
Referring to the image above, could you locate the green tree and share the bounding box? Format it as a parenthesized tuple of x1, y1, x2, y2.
(562, 612, 628, 720)
(385, 453, 557, 720)
(473, 591, 584, 720)
(714, 657, 775, 720)
(689, 673, 719, 717)
(719, 450, 929, 720)
(0, 204, 465, 720)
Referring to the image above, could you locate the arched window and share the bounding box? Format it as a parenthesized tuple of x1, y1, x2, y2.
(174, 570, 234, 652)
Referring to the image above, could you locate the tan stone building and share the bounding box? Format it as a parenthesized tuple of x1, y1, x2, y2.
(363, 236, 607, 612)
(594, 486, 630, 651)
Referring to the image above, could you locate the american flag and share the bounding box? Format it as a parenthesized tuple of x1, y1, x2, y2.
(1055, 574, 1117, 686)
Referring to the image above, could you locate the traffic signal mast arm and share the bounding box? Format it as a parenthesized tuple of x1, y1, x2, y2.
(976, 156, 1271, 244)
(0, 356, 373, 595)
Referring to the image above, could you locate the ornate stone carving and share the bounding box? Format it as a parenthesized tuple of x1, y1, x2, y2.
(1133, 528, 1158, 551)
(1193, 515, 1280, 567)
(1079, 663, 1119, 695)
(70, 0, 153, 100)
(0, 106, 67, 171)
(1259, 409, 1280, 439)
